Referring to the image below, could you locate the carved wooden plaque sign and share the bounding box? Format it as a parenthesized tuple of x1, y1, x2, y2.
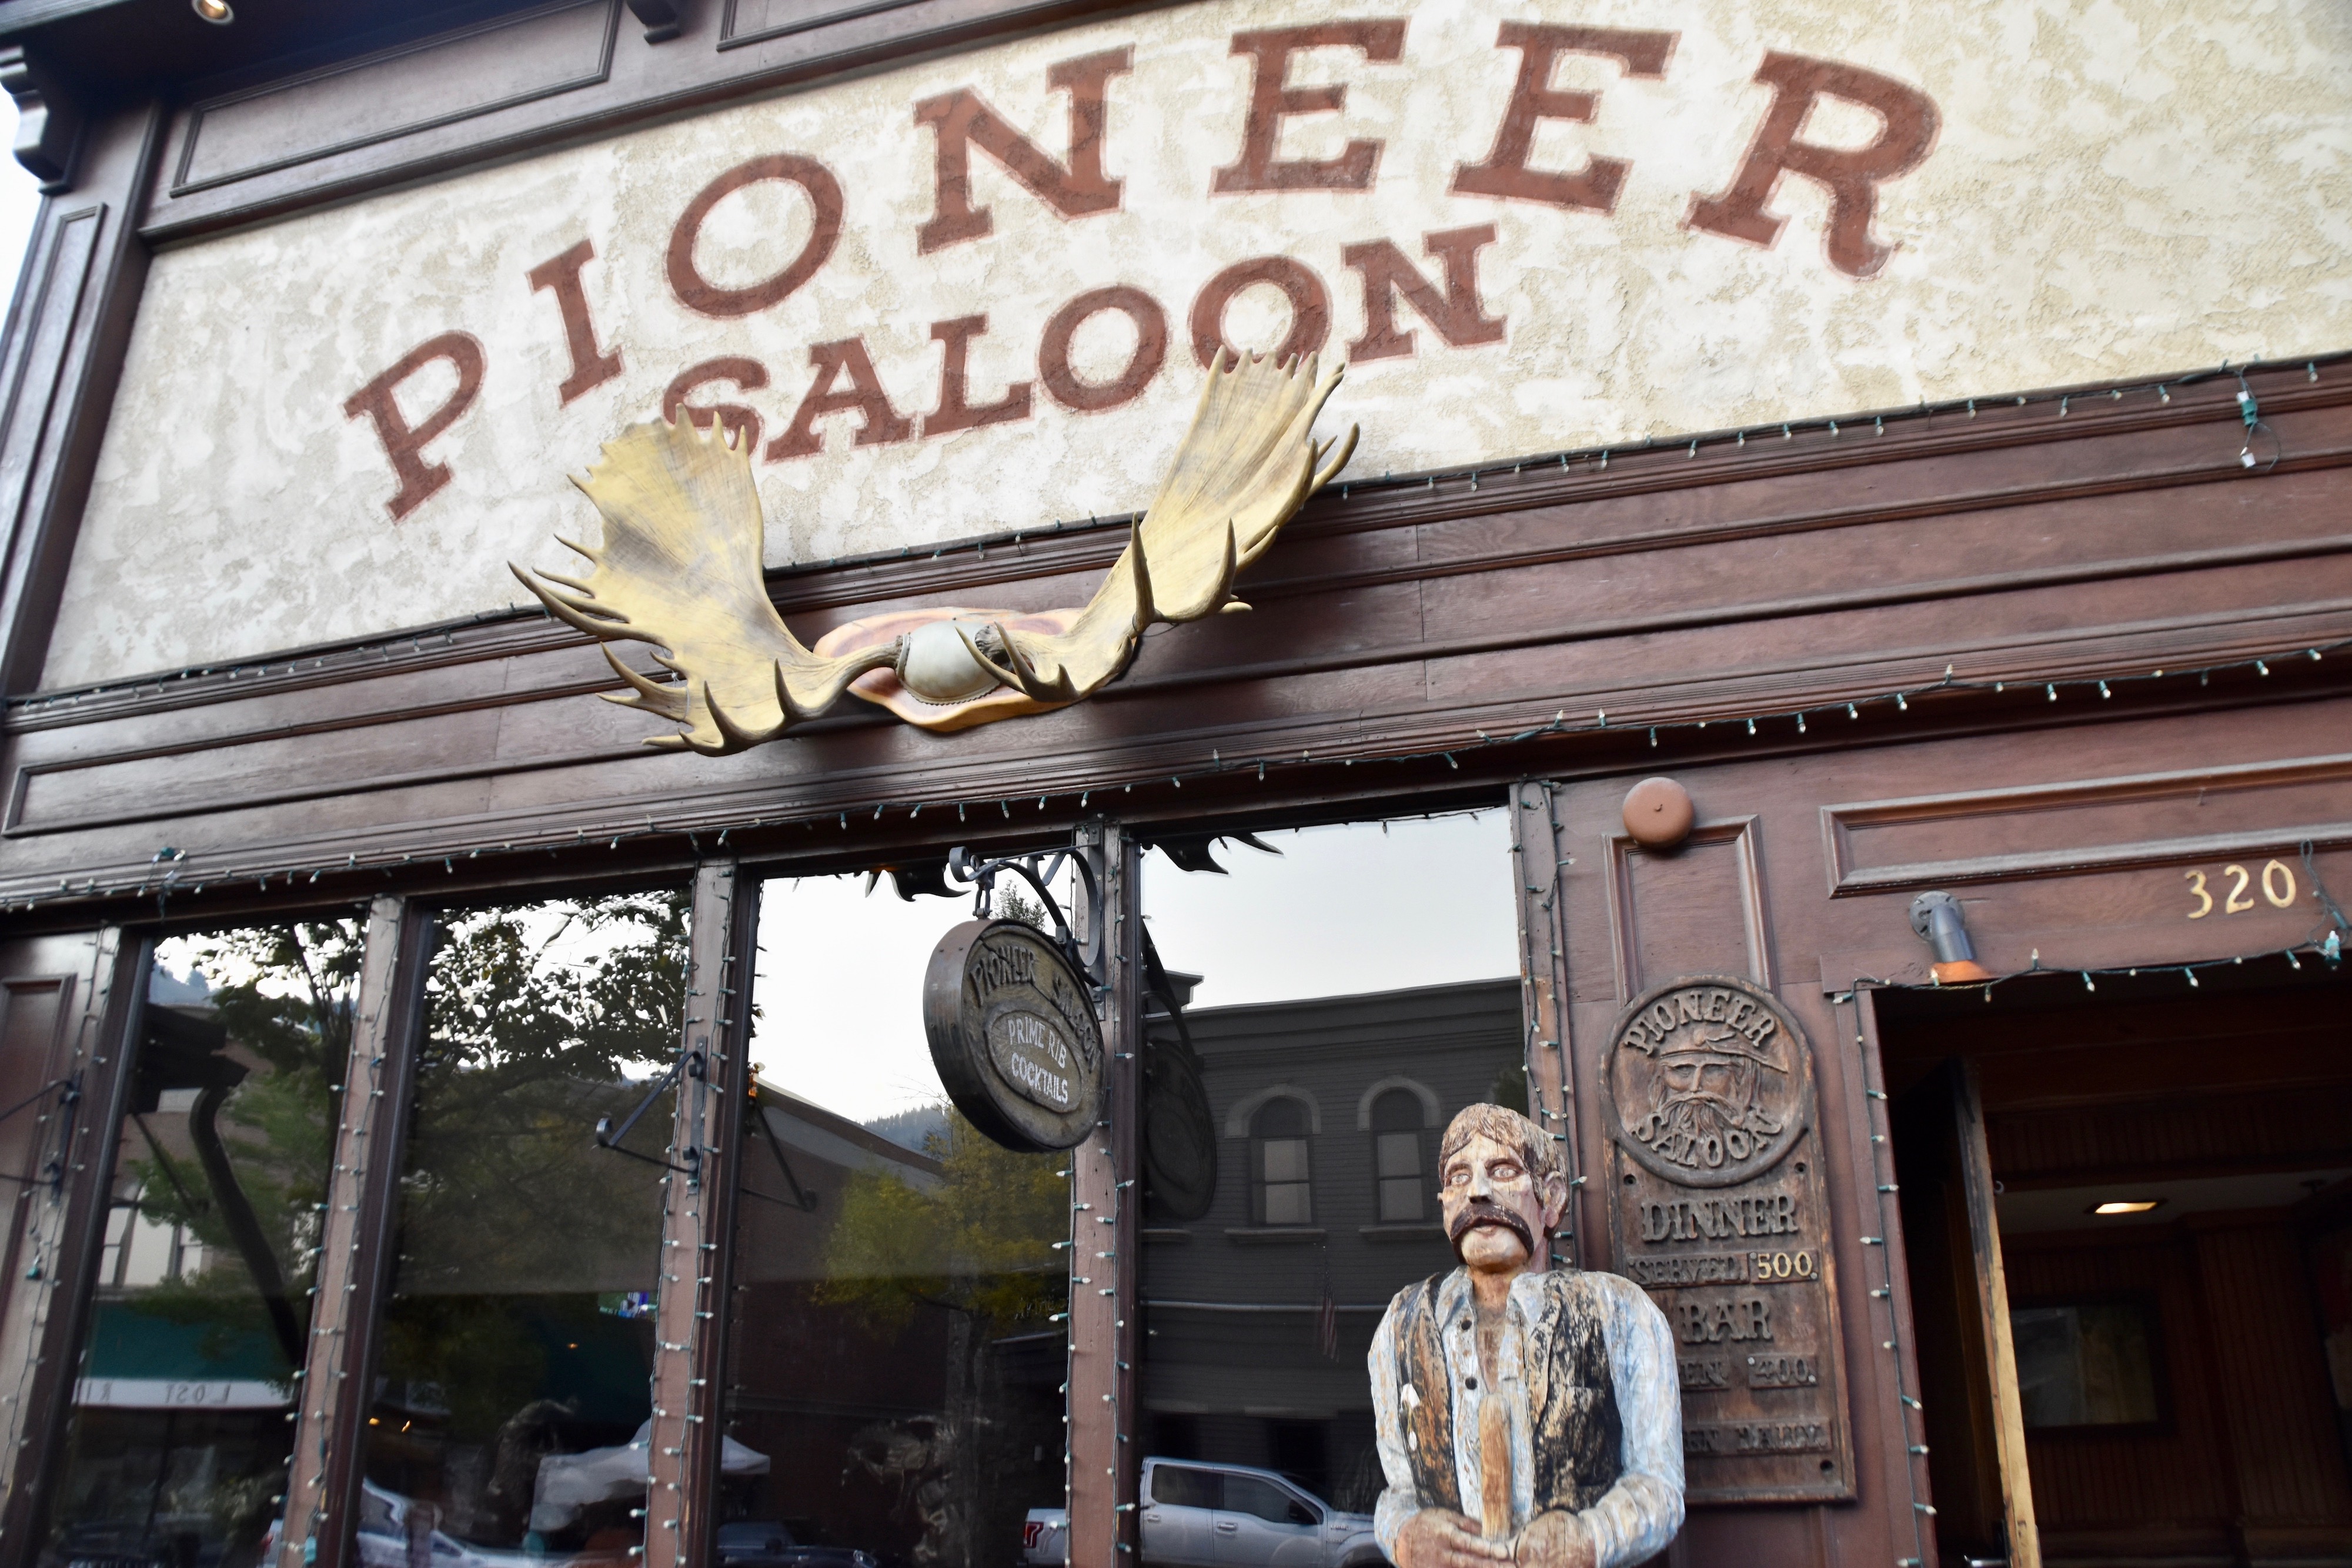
(1600, 975, 1853, 1502)
(924, 919, 1104, 1151)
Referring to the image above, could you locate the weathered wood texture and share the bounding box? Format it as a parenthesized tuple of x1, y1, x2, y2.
(129, 0, 1168, 245)
(1066, 824, 1140, 1564)
(0, 926, 139, 1568)
(1, 365, 2346, 927)
(646, 862, 754, 1568)
(278, 895, 423, 1568)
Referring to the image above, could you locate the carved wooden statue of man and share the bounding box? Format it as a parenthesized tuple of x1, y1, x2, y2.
(1369, 1104, 1682, 1568)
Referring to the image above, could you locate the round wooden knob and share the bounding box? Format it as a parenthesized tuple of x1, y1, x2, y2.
(1622, 777, 1695, 850)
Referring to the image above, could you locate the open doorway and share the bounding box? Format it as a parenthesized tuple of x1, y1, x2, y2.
(1881, 957, 2352, 1568)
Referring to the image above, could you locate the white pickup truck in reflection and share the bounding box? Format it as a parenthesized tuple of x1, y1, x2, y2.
(1024, 1457, 1385, 1567)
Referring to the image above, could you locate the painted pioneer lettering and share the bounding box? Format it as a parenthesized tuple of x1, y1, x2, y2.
(1452, 24, 1676, 212)
(340, 21, 1943, 517)
(915, 46, 1132, 252)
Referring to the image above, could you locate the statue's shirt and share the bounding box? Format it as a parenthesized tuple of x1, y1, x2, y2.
(1367, 1267, 1683, 1568)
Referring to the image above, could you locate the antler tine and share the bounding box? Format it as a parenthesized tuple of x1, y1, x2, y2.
(598, 647, 691, 722)
(1310, 425, 1360, 494)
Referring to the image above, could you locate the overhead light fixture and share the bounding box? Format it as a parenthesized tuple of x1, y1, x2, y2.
(2090, 1199, 2164, 1216)
(192, 0, 233, 22)
(1909, 890, 1993, 983)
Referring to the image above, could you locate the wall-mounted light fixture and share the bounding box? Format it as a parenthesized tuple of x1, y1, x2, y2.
(1909, 891, 1993, 983)
(2089, 1199, 2164, 1216)
(191, 0, 233, 22)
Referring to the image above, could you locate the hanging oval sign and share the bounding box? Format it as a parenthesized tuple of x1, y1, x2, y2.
(1599, 974, 1815, 1189)
(924, 918, 1105, 1151)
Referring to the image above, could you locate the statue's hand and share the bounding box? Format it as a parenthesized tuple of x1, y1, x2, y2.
(1508, 1510, 1595, 1568)
(1394, 1510, 1513, 1568)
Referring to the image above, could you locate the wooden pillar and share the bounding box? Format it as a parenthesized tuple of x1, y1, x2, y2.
(1068, 822, 1140, 1565)
(1511, 780, 1583, 1268)
(645, 861, 752, 1568)
(279, 895, 429, 1568)
(0, 927, 143, 1568)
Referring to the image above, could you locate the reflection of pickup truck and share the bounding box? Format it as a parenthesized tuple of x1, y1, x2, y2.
(1024, 1457, 1385, 1567)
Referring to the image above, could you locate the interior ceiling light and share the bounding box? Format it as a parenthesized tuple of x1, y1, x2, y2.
(2090, 1199, 2164, 1215)
(191, 0, 233, 22)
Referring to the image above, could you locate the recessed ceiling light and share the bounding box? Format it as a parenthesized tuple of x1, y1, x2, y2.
(2090, 1199, 2164, 1216)
(191, 0, 233, 22)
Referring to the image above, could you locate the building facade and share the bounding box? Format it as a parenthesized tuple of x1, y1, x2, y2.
(0, 1, 2343, 1566)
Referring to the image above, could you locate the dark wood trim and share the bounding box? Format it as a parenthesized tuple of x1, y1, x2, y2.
(135, 0, 1178, 245)
(168, 0, 620, 198)
(1511, 781, 1582, 1268)
(296, 897, 431, 1568)
(9, 362, 2342, 727)
(0, 102, 165, 698)
(0, 926, 145, 1568)
(685, 867, 760, 1568)
(645, 860, 743, 1568)
(1066, 821, 1137, 1566)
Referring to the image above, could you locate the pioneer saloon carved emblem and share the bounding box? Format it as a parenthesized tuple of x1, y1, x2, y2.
(1603, 977, 1806, 1189)
(510, 351, 1354, 749)
(923, 919, 1105, 1151)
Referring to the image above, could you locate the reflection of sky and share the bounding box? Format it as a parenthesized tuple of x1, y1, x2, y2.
(753, 809, 1519, 1126)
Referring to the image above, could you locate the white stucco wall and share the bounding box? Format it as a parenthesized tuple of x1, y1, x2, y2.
(38, 0, 2352, 688)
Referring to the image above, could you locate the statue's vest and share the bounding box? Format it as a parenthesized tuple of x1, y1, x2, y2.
(1391, 1270, 1625, 1514)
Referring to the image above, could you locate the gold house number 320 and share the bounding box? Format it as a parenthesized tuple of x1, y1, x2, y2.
(2185, 860, 2299, 918)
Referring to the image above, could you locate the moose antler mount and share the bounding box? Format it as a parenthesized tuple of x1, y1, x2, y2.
(512, 350, 1356, 753)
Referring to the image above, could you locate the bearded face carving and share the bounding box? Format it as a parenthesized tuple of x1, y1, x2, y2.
(1631, 1029, 1787, 1170)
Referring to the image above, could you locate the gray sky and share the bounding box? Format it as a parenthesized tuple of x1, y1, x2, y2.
(751, 810, 1522, 1125)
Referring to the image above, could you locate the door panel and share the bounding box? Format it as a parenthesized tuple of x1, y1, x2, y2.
(1144, 1464, 1222, 1566)
(1212, 1476, 1321, 1567)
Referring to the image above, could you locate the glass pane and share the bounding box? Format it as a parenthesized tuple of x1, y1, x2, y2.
(1262, 1183, 1313, 1226)
(726, 872, 1070, 1567)
(1151, 1466, 1220, 1509)
(1377, 1178, 1424, 1223)
(1261, 1139, 1309, 1184)
(1140, 811, 1519, 1513)
(1374, 1132, 1421, 1179)
(1224, 1474, 1304, 1525)
(358, 892, 688, 1564)
(44, 920, 365, 1568)
(2013, 1301, 2161, 1427)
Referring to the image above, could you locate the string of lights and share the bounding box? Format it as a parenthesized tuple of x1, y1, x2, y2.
(1826, 875, 2349, 1567)
(2, 353, 2334, 721)
(1832, 989, 1936, 1568)
(8, 629, 2341, 921)
(0, 932, 112, 1536)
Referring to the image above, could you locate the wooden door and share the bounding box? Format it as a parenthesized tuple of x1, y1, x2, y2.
(1893, 1059, 2039, 1568)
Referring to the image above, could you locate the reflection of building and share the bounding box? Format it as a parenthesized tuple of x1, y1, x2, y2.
(727, 1082, 1063, 1568)
(1140, 978, 1520, 1509)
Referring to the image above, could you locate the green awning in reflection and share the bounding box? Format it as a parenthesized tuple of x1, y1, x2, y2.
(74, 1298, 292, 1408)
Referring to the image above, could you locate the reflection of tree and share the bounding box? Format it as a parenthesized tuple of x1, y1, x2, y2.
(374, 892, 689, 1544)
(820, 1112, 1065, 1568)
(126, 921, 363, 1365)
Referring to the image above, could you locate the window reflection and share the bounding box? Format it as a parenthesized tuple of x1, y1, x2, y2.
(44, 920, 365, 1568)
(1138, 812, 1521, 1525)
(724, 874, 1068, 1568)
(357, 892, 688, 1567)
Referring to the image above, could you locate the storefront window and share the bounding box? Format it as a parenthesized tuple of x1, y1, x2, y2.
(43, 919, 365, 1568)
(1138, 811, 1522, 1523)
(725, 872, 1069, 1568)
(358, 892, 688, 1565)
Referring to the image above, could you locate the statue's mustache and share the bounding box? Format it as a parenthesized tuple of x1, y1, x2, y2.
(1446, 1197, 1535, 1261)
